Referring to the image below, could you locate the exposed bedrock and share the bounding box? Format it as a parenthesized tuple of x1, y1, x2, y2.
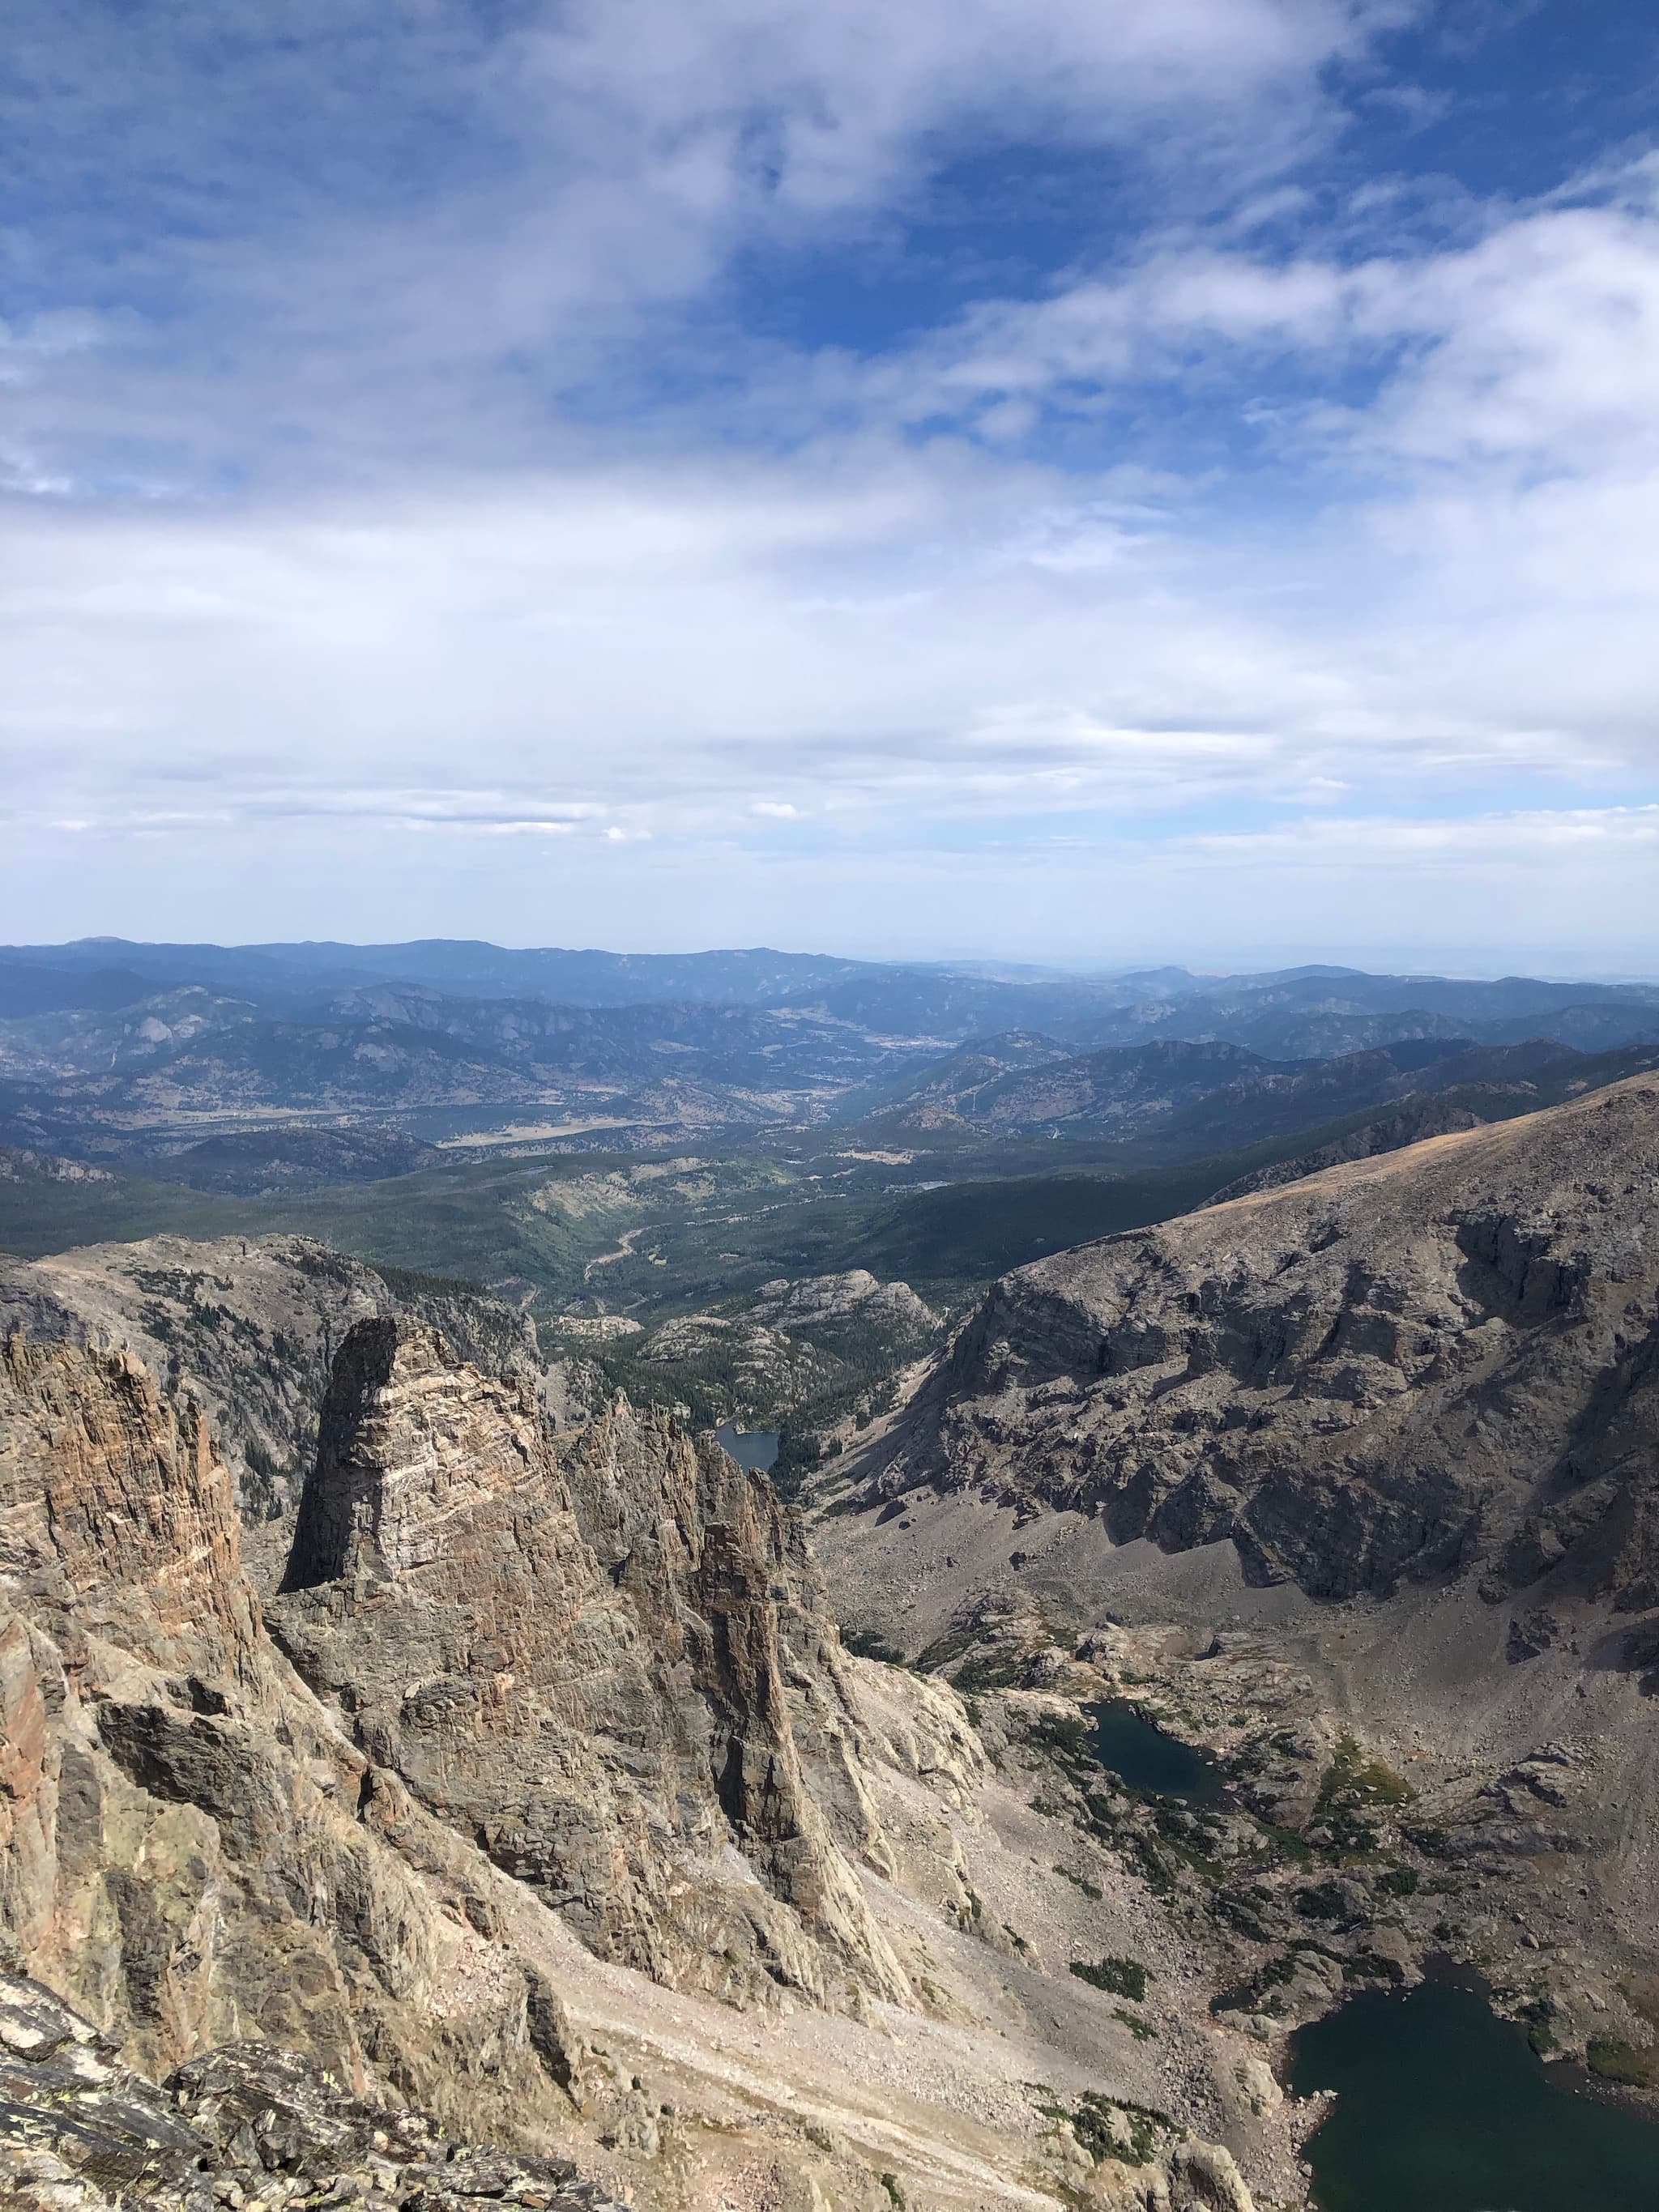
(275, 1315, 907, 2009)
(0, 1308, 903, 2146)
(0, 1298, 1277, 2211)
(849, 1075, 1659, 1619)
(0, 1323, 578, 2136)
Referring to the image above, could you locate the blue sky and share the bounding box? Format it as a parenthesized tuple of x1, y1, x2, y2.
(3, 0, 1658, 969)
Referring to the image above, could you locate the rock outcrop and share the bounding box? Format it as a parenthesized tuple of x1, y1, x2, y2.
(0, 1146, 115, 1184)
(747, 1272, 936, 1334)
(0, 1258, 1297, 2210)
(0, 1235, 545, 1536)
(0, 1323, 591, 2145)
(847, 1074, 1659, 1618)
(0, 1971, 622, 2212)
(275, 1319, 906, 2010)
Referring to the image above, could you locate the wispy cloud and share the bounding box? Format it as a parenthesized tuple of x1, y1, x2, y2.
(2, 2, 1657, 961)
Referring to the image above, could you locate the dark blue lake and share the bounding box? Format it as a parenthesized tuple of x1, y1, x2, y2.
(1290, 1975, 1659, 2212)
(1092, 1698, 1226, 1805)
(712, 1423, 779, 1472)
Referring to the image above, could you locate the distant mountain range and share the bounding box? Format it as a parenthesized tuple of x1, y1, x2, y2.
(0, 938, 1655, 1163)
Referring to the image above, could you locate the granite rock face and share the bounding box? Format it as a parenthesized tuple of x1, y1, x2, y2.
(275, 1319, 907, 2010)
(0, 1294, 911, 2115)
(0, 1323, 586, 2142)
(747, 1272, 936, 1334)
(0, 1234, 545, 1536)
(0, 1276, 1278, 2212)
(0, 1970, 622, 2212)
(852, 1075, 1659, 1620)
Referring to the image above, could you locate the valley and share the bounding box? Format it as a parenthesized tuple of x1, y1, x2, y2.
(2, 941, 1659, 2212)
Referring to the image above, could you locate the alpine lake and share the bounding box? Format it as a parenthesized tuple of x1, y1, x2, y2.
(710, 1422, 780, 1473)
(1090, 1704, 1659, 2210)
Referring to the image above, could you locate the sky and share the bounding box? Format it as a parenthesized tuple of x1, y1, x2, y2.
(3, 0, 1659, 971)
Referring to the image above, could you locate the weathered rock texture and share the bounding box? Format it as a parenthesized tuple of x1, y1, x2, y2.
(747, 1272, 936, 1334)
(275, 1319, 906, 2011)
(0, 1322, 591, 2148)
(0, 1234, 546, 1537)
(851, 1075, 1659, 1626)
(0, 1971, 621, 2212)
(0, 1263, 1286, 2211)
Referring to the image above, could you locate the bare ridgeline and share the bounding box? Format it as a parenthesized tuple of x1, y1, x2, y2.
(3, 1072, 1659, 2210)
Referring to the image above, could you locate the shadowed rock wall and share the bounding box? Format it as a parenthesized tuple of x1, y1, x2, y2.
(851, 1075, 1659, 1631)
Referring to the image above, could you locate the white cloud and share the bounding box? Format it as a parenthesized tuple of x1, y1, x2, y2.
(1, 0, 1412, 492)
(1186, 803, 1659, 866)
(2, 400, 1652, 884)
(876, 157, 1659, 481)
(4, 5, 1658, 964)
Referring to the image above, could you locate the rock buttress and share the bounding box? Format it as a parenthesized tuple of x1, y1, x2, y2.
(0, 1328, 588, 2146)
(275, 1318, 908, 2010)
(851, 1072, 1659, 1616)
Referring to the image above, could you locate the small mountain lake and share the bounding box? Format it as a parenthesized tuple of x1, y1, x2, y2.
(711, 1423, 779, 1472)
(1290, 1974, 1659, 2212)
(1092, 1698, 1226, 1805)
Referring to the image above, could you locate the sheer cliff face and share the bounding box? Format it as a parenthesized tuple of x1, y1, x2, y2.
(0, 1311, 906, 2141)
(0, 1327, 514, 2112)
(275, 1317, 906, 2010)
(856, 1075, 1659, 1615)
(0, 1234, 543, 1538)
(0, 1300, 1284, 2212)
(0, 1333, 258, 1681)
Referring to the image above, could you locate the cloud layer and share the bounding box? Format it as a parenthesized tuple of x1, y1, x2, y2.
(2, 1, 1657, 965)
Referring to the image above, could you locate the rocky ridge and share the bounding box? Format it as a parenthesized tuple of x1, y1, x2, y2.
(0, 1148, 117, 1186)
(846, 1073, 1659, 1617)
(0, 1235, 547, 1539)
(1201, 1100, 1487, 1204)
(0, 1285, 1289, 2210)
(748, 1272, 936, 1335)
(0, 1971, 622, 2212)
(808, 1073, 1659, 2105)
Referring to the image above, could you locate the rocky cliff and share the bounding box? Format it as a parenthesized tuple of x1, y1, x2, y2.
(0, 1971, 621, 2212)
(0, 1320, 592, 2149)
(0, 1234, 548, 1538)
(275, 1317, 906, 2011)
(0, 1266, 1302, 2210)
(845, 1073, 1659, 1630)
(806, 1076, 1659, 2124)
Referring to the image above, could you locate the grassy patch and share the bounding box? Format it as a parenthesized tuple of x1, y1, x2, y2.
(1055, 1865, 1103, 1900)
(1314, 1733, 1417, 1818)
(1587, 2038, 1659, 2089)
(1374, 1863, 1419, 1898)
(952, 1648, 1028, 1694)
(841, 1626, 905, 1663)
(1292, 1880, 1350, 1922)
(1069, 1955, 1149, 2002)
(1067, 2092, 1176, 2168)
